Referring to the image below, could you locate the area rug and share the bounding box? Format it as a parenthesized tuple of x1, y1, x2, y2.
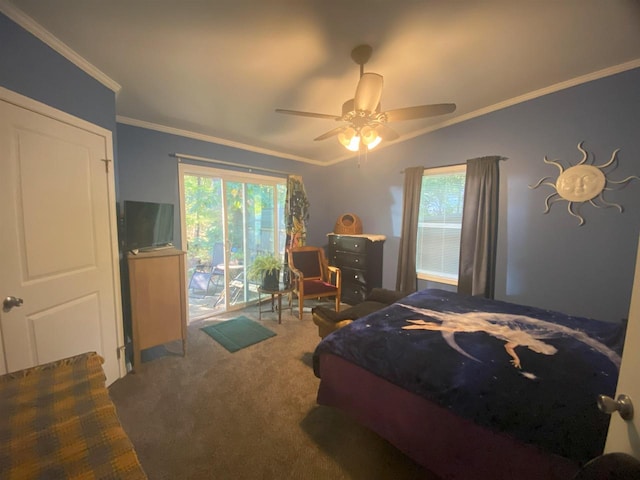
(200, 316, 276, 352)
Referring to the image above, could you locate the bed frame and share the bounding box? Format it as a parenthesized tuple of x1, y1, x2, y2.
(316, 353, 579, 479)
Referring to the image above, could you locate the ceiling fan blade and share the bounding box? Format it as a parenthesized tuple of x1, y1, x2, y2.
(354, 73, 383, 112)
(275, 109, 341, 120)
(385, 103, 456, 122)
(375, 123, 400, 141)
(314, 126, 344, 141)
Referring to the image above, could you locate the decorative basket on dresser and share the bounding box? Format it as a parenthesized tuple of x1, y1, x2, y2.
(327, 234, 385, 306)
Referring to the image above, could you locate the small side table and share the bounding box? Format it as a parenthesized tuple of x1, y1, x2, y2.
(258, 285, 293, 324)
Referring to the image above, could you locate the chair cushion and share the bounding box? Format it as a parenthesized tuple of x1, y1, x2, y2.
(302, 279, 337, 295)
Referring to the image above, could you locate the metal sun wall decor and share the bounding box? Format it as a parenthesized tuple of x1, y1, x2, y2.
(529, 142, 639, 226)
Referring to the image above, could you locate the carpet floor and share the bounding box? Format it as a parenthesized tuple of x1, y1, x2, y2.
(108, 303, 438, 480)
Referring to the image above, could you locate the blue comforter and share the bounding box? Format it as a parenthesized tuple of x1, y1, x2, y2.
(313, 289, 626, 465)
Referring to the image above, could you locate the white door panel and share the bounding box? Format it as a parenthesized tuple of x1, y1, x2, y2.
(0, 89, 123, 385)
(19, 128, 98, 277)
(605, 235, 640, 458)
(30, 293, 102, 365)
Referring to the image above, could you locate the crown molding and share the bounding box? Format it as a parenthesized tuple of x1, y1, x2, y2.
(401, 58, 640, 145)
(116, 116, 327, 166)
(0, 0, 121, 93)
(321, 59, 640, 166)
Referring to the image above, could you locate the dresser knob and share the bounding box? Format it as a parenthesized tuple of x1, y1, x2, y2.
(354, 244, 359, 248)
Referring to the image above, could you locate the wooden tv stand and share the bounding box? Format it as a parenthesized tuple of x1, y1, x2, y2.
(127, 248, 187, 371)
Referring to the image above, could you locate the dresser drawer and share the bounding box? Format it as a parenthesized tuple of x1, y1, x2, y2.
(329, 235, 367, 254)
(332, 251, 367, 269)
(341, 267, 367, 287)
(342, 285, 368, 305)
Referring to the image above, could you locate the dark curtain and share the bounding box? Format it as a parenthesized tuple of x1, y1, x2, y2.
(396, 166, 424, 293)
(458, 156, 501, 298)
(283, 175, 309, 286)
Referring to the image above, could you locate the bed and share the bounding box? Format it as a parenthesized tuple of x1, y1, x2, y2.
(313, 289, 626, 480)
(0, 352, 147, 479)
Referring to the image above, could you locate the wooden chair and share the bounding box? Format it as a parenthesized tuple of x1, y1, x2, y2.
(288, 246, 341, 319)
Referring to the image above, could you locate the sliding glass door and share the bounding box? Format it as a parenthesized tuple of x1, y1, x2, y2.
(179, 164, 286, 322)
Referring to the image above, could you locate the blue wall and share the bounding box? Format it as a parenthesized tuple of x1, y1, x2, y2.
(307, 68, 640, 322)
(3, 11, 638, 324)
(0, 13, 116, 133)
(116, 69, 640, 323)
(116, 124, 324, 250)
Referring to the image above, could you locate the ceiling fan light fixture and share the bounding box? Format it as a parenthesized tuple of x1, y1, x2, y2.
(275, 44, 456, 157)
(360, 125, 381, 148)
(367, 135, 382, 150)
(338, 127, 360, 151)
(344, 136, 361, 151)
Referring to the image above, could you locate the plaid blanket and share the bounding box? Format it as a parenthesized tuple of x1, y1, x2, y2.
(0, 352, 146, 480)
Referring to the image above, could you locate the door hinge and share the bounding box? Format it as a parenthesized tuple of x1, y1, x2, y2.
(101, 158, 112, 173)
(117, 345, 126, 359)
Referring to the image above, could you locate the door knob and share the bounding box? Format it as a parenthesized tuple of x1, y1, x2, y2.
(3, 296, 24, 312)
(598, 394, 634, 421)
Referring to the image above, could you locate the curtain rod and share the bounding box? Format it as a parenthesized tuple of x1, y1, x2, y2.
(400, 162, 465, 174)
(400, 157, 508, 174)
(171, 152, 291, 177)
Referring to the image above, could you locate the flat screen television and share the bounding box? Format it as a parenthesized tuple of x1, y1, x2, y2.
(124, 200, 174, 250)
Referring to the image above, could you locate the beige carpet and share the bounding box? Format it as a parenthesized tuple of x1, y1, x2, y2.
(109, 303, 439, 479)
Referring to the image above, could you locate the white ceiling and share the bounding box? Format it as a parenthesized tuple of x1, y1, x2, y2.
(4, 0, 640, 165)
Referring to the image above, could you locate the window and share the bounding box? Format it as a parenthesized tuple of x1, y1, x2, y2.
(416, 164, 466, 285)
(179, 164, 286, 320)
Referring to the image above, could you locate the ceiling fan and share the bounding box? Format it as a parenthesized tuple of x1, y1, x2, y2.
(275, 44, 456, 152)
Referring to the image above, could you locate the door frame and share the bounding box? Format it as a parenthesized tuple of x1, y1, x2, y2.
(0, 85, 125, 379)
(177, 161, 286, 315)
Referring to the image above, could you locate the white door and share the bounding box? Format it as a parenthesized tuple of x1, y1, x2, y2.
(604, 234, 640, 458)
(0, 88, 124, 385)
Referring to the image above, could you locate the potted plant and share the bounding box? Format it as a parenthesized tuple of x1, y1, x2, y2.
(247, 254, 282, 290)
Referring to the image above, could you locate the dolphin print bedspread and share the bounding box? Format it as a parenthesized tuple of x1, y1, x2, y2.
(313, 289, 626, 465)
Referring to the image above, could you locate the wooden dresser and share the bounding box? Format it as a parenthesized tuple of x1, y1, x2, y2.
(327, 234, 385, 305)
(127, 248, 187, 370)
